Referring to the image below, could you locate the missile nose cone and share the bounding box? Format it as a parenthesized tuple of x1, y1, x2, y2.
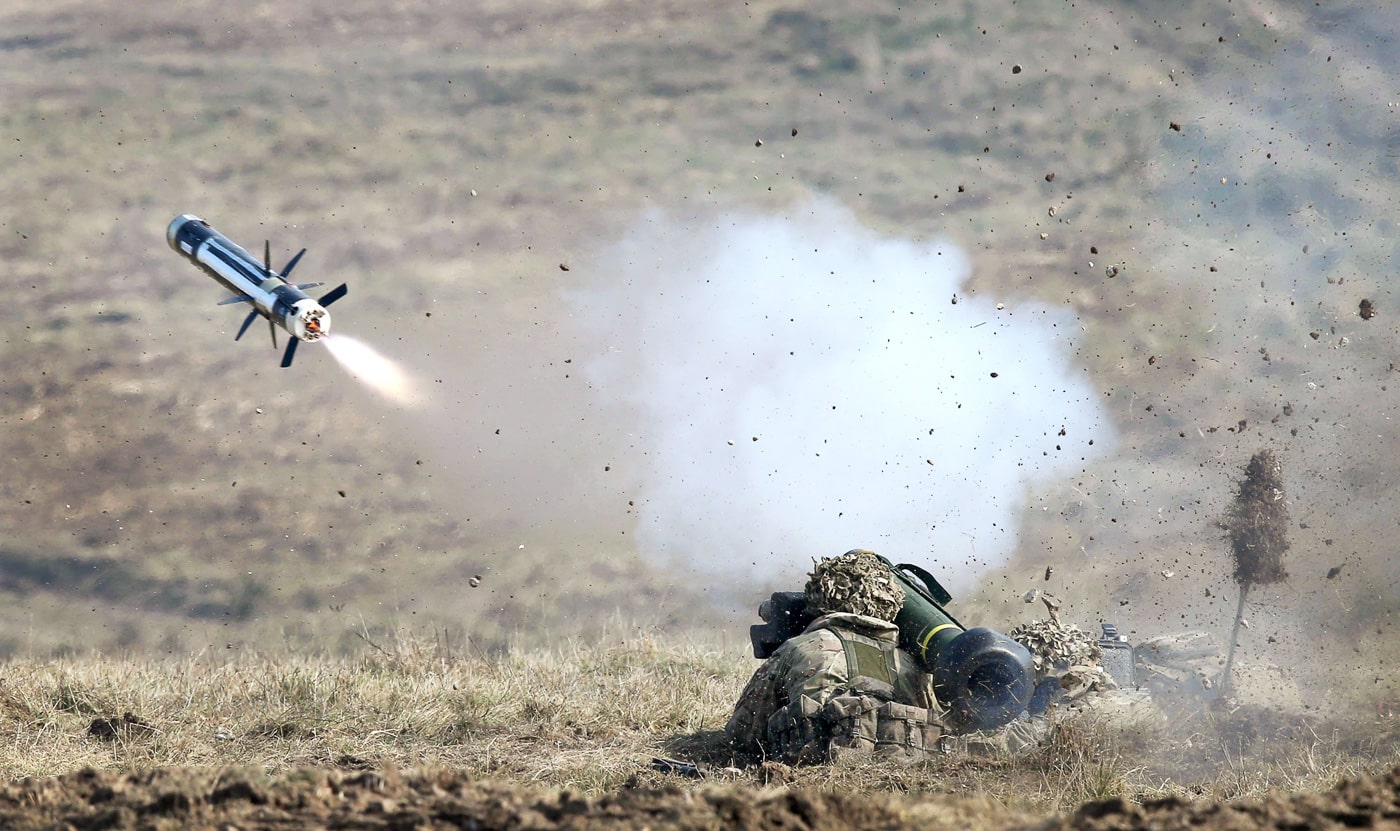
(167, 214, 202, 252)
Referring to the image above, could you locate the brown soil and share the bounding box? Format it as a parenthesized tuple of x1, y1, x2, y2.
(1044, 766, 1400, 831)
(2, 763, 1397, 831)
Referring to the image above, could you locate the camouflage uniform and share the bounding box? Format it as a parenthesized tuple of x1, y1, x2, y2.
(726, 551, 943, 765)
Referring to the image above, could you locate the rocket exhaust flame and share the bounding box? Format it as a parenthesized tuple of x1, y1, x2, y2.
(322, 334, 423, 408)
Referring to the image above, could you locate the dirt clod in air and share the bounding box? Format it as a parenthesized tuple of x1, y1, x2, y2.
(1224, 449, 1289, 589)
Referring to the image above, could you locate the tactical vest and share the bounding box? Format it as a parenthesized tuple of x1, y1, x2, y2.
(764, 628, 942, 763)
(833, 628, 899, 699)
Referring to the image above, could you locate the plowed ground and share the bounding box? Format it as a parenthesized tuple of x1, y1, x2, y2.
(3, 763, 1398, 831)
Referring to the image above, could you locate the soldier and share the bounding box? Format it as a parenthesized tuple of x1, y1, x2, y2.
(1009, 597, 1117, 715)
(725, 549, 944, 764)
(955, 601, 1163, 757)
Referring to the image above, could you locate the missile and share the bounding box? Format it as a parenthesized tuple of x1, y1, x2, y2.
(166, 214, 347, 367)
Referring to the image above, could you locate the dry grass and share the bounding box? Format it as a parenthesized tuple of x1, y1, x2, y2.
(0, 629, 740, 794)
(0, 0, 1398, 706)
(0, 633, 1396, 816)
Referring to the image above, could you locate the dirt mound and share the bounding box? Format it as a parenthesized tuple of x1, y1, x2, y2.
(1044, 767, 1400, 831)
(0, 765, 951, 831)
(0, 763, 1397, 831)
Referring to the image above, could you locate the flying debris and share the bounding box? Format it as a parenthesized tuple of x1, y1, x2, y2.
(166, 214, 347, 367)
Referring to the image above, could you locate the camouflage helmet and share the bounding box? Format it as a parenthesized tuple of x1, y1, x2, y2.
(804, 549, 905, 621)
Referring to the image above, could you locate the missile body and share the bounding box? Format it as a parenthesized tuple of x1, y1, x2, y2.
(167, 214, 346, 366)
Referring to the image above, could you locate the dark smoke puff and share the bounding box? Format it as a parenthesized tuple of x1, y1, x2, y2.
(1224, 449, 1290, 588)
(805, 549, 905, 621)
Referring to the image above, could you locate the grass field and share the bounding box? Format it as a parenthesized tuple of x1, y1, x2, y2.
(1, 0, 1398, 775)
(2, 633, 1396, 815)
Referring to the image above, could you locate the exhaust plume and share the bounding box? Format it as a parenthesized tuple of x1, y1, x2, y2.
(323, 334, 424, 409)
(569, 199, 1112, 593)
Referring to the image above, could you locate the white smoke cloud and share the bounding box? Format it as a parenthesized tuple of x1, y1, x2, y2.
(569, 199, 1112, 593)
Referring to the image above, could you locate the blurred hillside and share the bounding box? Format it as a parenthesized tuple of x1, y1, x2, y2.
(0, 0, 1397, 705)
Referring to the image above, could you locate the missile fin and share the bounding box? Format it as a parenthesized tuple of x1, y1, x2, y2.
(319, 283, 348, 306)
(268, 318, 278, 349)
(234, 310, 259, 342)
(263, 241, 272, 277)
(281, 338, 300, 368)
(281, 248, 307, 279)
(218, 294, 256, 306)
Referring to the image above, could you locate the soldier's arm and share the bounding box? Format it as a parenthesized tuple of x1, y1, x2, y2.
(725, 655, 787, 758)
